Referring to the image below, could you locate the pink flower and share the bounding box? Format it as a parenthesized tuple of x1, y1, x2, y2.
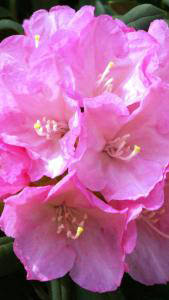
(71, 82, 169, 201)
(0, 172, 131, 292)
(0, 33, 81, 178)
(51, 11, 154, 108)
(126, 174, 169, 285)
(0, 140, 41, 200)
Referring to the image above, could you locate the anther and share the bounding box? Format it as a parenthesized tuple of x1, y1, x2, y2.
(35, 34, 40, 48)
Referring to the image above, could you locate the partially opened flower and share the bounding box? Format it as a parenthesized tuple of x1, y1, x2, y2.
(72, 82, 169, 201)
(126, 173, 169, 285)
(0, 172, 131, 292)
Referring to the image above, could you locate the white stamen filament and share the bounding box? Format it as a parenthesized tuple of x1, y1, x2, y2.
(142, 216, 169, 240)
(141, 207, 169, 240)
(34, 117, 68, 140)
(104, 134, 141, 161)
(97, 61, 114, 93)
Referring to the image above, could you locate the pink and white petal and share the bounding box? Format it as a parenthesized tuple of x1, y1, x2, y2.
(70, 215, 125, 292)
(102, 154, 163, 201)
(84, 93, 129, 142)
(14, 219, 75, 281)
(127, 218, 169, 284)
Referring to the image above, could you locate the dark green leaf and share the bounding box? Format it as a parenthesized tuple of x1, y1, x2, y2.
(0, 19, 23, 33)
(121, 4, 167, 29)
(95, 1, 106, 15)
(162, 0, 169, 7)
(0, 242, 23, 277)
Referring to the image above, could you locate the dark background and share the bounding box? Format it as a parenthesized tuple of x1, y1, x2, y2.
(0, 0, 169, 299)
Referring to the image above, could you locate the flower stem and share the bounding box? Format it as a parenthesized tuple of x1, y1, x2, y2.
(50, 279, 61, 300)
(60, 276, 72, 300)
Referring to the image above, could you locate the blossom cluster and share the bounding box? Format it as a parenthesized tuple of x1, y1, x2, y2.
(0, 5, 169, 292)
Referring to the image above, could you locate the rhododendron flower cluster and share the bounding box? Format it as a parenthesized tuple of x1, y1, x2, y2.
(0, 4, 169, 293)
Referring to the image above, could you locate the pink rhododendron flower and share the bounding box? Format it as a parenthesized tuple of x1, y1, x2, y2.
(51, 11, 154, 108)
(1, 3, 169, 293)
(126, 174, 169, 285)
(72, 83, 169, 201)
(0, 34, 81, 177)
(0, 172, 132, 292)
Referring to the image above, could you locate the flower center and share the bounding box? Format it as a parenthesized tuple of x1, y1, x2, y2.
(104, 134, 141, 161)
(52, 205, 88, 240)
(96, 61, 114, 94)
(141, 207, 169, 240)
(34, 117, 68, 140)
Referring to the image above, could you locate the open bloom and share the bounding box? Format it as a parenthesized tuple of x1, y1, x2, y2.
(50, 10, 155, 108)
(126, 172, 169, 285)
(0, 172, 132, 292)
(71, 82, 169, 201)
(0, 32, 81, 177)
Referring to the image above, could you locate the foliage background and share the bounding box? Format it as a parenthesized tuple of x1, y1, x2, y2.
(0, 0, 169, 299)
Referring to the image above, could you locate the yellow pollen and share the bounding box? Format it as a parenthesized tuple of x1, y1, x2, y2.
(133, 145, 141, 154)
(108, 61, 114, 69)
(35, 34, 40, 48)
(75, 226, 84, 239)
(34, 121, 41, 129)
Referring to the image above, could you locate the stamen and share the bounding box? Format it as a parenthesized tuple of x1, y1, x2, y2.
(141, 207, 169, 240)
(74, 226, 84, 239)
(104, 134, 141, 161)
(99, 61, 114, 83)
(96, 61, 115, 93)
(34, 34, 40, 48)
(142, 216, 169, 240)
(53, 205, 87, 240)
(34, 117, 68, 140)
(121, 145, 141, 161)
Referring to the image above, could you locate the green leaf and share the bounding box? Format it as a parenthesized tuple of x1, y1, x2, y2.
(75, 286, 125, 300)
(0, 242, 23, 277)
(121, 4, 167, 30)
(162, 0, 169, 7)
(0, 19, 23, 33)
(78, 0, 95, 8)
(95, 1, 106, 15)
